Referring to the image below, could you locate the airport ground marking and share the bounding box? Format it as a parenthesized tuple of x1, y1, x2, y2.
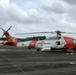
(69, 62, 76, 64)
(0, 55, 27, 74)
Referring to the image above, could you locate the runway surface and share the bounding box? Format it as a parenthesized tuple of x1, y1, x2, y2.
(0, 46, 76, 75)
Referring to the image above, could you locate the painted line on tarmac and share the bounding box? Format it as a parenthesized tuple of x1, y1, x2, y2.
(0, 49, 8, 51)
(0, 55, 27, 74)
(69, 62, 76, 64)
(65, 52, 74, 55)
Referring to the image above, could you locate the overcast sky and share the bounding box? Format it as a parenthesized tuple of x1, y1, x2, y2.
(0, 0, 76, 38)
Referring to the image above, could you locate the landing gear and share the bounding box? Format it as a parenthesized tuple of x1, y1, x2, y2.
(62, 48, 74, 53)
(36, 49, 40, 51)
(62, 49, 67, 52)
(28, 47, 30, 49)
(67, 49, 73, 53)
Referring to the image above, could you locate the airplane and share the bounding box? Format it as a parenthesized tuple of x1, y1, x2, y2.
(0, 26, 76, 52)
(15, 30, 76, 52)
(0, 26, 18, 46)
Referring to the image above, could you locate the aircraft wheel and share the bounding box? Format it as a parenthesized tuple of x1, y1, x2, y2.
(37, 49, 40, 51)
(67, 49, 73, 53)
(62, 49, 67, 52)
(28, 47, 30, 49)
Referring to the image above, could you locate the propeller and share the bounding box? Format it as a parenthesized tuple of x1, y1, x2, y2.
(15, 32, 52, 35)
(0, 26, 12, 37)
(0, 28, 5, 32)
(15, 30, 76, 35)
(6, 26, 12, 32)
(55, 30, 76, 34)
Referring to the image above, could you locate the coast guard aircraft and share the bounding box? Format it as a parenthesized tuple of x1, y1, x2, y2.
(0, 26, 76, 52)
(16, 30, 76, 52)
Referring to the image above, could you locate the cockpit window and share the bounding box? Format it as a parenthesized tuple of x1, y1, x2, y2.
(73, 39, 76, 44)
(56, 41, 60, 45)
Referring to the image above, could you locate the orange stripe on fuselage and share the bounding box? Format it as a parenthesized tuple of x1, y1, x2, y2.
(63, 36, 74, 49)
(29, 40, 38, 48)
(5, 33, 18, 46)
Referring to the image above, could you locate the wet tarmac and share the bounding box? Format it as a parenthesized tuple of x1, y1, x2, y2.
(0, 46, 76, 75)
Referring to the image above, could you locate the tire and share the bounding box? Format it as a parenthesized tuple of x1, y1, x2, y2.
(37, 49, 40, 51)
(62, 49, 67, 52)
(67, 49, 73, 53)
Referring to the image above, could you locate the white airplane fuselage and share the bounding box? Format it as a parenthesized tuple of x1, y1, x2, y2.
(16, 36, 66, 51)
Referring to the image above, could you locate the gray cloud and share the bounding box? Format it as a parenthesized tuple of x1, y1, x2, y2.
(0, 0, 47, 26)
(51, 2, 64, 14)
(0, 0, 76, 38)
(42, 2, 64, 14)
(67, 6, 76, 20)
(63, 0, 76, 5)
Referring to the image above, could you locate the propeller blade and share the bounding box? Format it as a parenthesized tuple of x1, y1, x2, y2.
(15, 32, 54, 35)
(64, 32, 76, 34)
(0, 28, 5, 32)
(58, 31, 76, 34)
(15, 30, 76, 35)
(6, 26, 12, 32)
(2, 34, 4, 37)
(55, 30, 76, 34)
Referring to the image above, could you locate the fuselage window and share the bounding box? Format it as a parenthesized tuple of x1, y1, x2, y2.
(22, 43, 24, 46)
(73, 39, 76, 44)
(56, 41, 60, 45)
